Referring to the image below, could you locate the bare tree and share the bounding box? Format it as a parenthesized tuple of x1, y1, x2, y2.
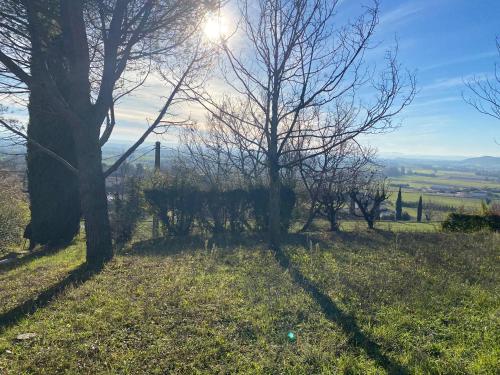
(298, 140, 373, 231)
(189, 0, 415, 248)
(0, 0, 211, 266)
(350, 173, 389, 229)
(182, 122, 242, 190)
(465, 38, 500, 120)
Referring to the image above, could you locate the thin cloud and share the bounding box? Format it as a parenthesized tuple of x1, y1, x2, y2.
(421, 73, 492, 91)
(378, 2, 423, 28)
(420, 51, 498, 72)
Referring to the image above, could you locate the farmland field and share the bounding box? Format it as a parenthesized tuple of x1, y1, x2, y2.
(385, 167, 500, 220)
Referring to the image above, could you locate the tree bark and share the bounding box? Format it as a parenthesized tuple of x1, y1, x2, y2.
(268, 154, 281, 250)
(327, 208, 339, 231)
(27, 82, 81, 248)
(73, 124, 113, 266)
(300, 204, 318, 232)
(367, 218, 374, 229)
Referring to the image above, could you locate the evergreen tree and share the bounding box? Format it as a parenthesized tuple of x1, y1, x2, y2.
(417, 195, 423, 222)
(26, 7, 80, 248)
(395, 186, 403, 220)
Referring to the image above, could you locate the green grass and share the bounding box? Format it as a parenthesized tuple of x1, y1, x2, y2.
(0, 242, 85, 315)
(305, 218, 442, 233)
(391, 174, 500, 190)
(0, 232, 498, 374)
(285, 231, 500, 374)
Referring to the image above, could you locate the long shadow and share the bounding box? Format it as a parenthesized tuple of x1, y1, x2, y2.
(272, 244, 409, 375)
(127, 233, 270, 257)
(0, 244, 68, 274)
(0, 263, 100, 331)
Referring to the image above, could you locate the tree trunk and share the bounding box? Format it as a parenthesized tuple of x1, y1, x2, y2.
(327, 208, 339, 231)
(73, 125, 113, 267)
(367, 218, 374, 229)
(301, 204, 318, 232)
(27, 83, 81, 248)
(268, 155, 281, 250)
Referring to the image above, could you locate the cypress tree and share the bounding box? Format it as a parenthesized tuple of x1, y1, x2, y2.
(25, 8, 81, 248)
(395, 186, 403, 220)
(27, 90, 81, 248)
(417, 195, 423, 222)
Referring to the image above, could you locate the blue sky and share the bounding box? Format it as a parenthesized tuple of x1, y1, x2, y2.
(104, 0, 500, 158)
(358, 0, 500, 157)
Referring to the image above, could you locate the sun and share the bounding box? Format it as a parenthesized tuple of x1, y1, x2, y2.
(203, 13, 228, 42)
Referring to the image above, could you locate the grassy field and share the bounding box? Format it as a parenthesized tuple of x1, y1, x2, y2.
(0, 230, 498, 374)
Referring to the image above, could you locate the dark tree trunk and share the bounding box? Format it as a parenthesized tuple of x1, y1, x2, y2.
(61, 0, 112, 267)
(300, 204, 318, 232)
(367, 217, 374, 229)
(268, 155, 281, 250)
(327, 207, 339, 231)
(73, 124, 113, 267)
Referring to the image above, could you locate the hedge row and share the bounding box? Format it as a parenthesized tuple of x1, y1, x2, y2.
(442, 213, 500, 232)
(145, 186, 296, 236)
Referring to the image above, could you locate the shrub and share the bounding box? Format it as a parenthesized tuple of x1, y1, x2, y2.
(248, 185, 296, 232)
(442, 213, 500, 232)
(223, 189, 250, 233)
(145, 184, 297, 236)
(145, 185, 201, 236)
(0, 174, 29, 254)
(110, 177, 143, 245)
(401, 211, 412, 221)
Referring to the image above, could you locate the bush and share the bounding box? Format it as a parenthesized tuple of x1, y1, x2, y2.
(110, 177, 143, 245)
(248, 185, 296, 232)
(145, 185, 201, 236)
(401, 211, 412, 221)
(0, 174, 29, 254)
(442, 213, 500, 232)
(145, 184, 297, 236)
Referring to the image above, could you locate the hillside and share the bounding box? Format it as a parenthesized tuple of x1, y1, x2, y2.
(1, 232, 498, 374)
(461, 156, 500, 168)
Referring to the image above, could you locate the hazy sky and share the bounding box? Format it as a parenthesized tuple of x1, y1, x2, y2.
(7, 0, 495, 158)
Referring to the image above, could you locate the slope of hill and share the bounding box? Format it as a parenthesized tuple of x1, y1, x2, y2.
(461, 156, 500, 168)
(1, 232, 498, 374)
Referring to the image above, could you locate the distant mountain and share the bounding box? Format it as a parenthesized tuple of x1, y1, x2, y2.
(461, 156, 500, 168)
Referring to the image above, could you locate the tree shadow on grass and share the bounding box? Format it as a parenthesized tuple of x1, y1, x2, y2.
(0, 263, 100, 331)
(131, 232, 408, 373)
(126, 233, 270, 257)
(272, 243, 409, 375)
(0, 244, 70, 274)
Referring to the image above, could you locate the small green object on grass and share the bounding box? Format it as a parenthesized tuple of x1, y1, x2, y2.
(287, 331, 296, 342)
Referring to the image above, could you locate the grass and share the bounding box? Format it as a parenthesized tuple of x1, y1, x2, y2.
(285, 231, 500, 374)
(0, 242, 85, 315)
(304, 218, 442, 233)
(391, 174, 500, 190)
(0, 231, 498, 374)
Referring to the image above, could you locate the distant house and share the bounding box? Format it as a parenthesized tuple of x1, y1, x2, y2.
(468, 191, 489, 199)
(430, 184, 456, 193)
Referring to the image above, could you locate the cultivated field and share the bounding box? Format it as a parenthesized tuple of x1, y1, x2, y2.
(387, 167, 500, 220)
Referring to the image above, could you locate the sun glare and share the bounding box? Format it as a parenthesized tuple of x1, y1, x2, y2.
(203, 13, 228, 42)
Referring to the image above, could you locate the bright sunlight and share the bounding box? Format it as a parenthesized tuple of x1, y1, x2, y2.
(203, 13, 228, 42)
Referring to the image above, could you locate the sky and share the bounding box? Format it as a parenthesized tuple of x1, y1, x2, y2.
(112, 0, 500, 158)
(358, 0, 500, 158)
(7, 0, 497, 159)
